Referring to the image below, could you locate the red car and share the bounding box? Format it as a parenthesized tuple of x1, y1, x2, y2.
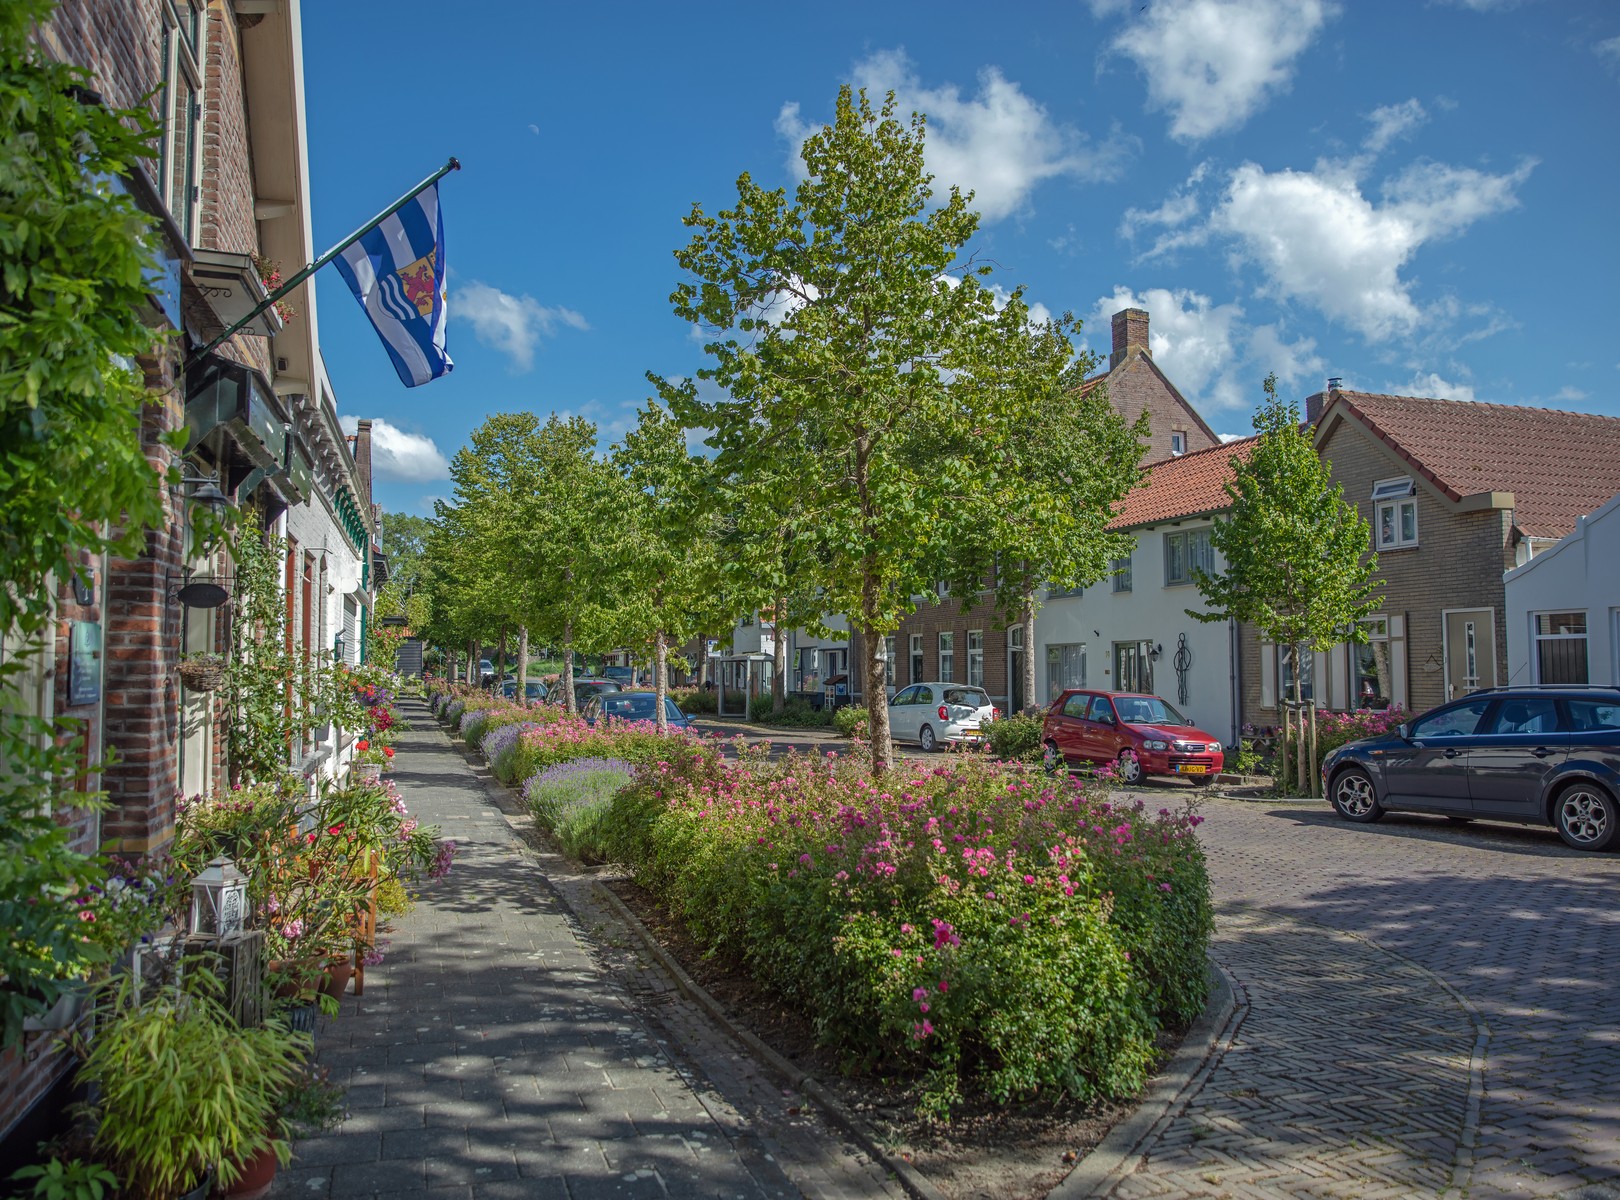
(1041, 689, 1224, 785)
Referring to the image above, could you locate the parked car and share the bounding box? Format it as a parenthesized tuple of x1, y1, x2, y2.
(1041, 690, 1224, 784)
(478, 658, 495, 685)
(601, 665, 637, 686)
(888, 683, 996, 752)
(580, 691, 695, 730)
(498, 679, 548, 704)
(1321, 686, 1620, 851)
(552, 677, 622, 709)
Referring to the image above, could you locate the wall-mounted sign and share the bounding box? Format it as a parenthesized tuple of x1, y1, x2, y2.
(68, 621, 102, 706)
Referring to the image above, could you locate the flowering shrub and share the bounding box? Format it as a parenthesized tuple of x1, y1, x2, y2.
(481, 720, 541, 780)
(1275, 707, 1409, 792)
(500, 717, 698, 787)
(606, 748, 1212, 1116)
(524, 757, 635, 863)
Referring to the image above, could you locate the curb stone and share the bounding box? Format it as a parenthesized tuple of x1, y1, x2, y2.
(1046, 959, 1243, 1199)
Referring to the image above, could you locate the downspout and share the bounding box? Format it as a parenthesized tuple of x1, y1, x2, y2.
(1228, 616, 1241, 753)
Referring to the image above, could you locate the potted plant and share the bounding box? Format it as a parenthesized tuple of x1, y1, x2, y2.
(178, 653, 229, 693)
(73, 971, 305, 1200)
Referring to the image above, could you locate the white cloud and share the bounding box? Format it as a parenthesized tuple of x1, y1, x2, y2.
(1090, 285, 1249, 409)
(457, 280, 587, 371)
(1363, 99, 1427, 154)
(1595, 37, 1620, 74)
(1550, 385, 1589, 403)
(1209, 156, 1535, 340)
(1119, 163, 1212, 260)
(1248, 323, 1326, 388)
(526, 123, 539, 135)
(1396, 371, 1477, 403)
(338, 416, 451, 482)
(778, 49, 1132, 222)
(1095, 0, 1337, 141)
(1218, 432, 1249, 443)
(1435, 0, 1523, 9)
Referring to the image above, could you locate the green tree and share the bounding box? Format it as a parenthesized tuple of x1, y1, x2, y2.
(1191, 373, 1382, 702)
(377, 511, 433, 597)
(663, 87, 1021, 771)
(945, 316, 1148, 714)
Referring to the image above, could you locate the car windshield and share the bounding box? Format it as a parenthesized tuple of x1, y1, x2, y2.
(1114, 696, 1188, 726)
(942, 687, 990, 709)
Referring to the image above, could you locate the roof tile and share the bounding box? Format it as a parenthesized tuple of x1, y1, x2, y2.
(1109, 438, 1256, 530)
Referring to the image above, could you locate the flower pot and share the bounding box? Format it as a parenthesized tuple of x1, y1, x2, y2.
(319, 959, 352, 1001)
(352, 762, 382, 785)
(180, 1168, 214, 1200)
(216, 1143, 279, 1200)
(179, 655, 229, 692)
(21, 984, 88, 1032)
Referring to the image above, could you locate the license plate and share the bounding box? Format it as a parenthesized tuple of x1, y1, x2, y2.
(1176, 764, 1207, 775)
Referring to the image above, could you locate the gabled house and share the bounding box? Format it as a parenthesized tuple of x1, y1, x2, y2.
(1034, 438, 1255, 748)
(894, 305, 1222, 713)
(1240, 387, 1620, 726)
(1504, 490, 1620, 687)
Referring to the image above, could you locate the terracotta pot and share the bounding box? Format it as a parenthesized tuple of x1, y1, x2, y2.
(216, 1144, 278, 1200)
(319, 959, 352, 1001)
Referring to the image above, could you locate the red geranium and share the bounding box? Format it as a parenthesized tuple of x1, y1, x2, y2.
(356, 739, 369, 751)
(383, 746, 395, 758)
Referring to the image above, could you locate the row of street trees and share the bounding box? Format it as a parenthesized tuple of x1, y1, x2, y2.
(414, 86, 1381, 773)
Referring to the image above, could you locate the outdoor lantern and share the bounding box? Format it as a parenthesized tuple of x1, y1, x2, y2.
(189, 478, 232, 519)
(190, 856, 249, 936)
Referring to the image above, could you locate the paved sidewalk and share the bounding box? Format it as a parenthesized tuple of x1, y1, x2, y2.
(271, 701, 892, 1200)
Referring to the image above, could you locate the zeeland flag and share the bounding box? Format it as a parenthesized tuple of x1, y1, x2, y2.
(333, 181, 453, 387)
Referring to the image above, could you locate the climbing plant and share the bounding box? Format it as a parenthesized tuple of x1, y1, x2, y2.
(224, 517, 299, 785)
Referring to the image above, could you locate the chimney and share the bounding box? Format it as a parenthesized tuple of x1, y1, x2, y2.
(354, 418, 374, 513)
(1110, 308, 1150, 369)
(1306, 377, 1341, 426)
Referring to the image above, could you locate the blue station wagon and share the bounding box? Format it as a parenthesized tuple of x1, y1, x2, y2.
(1320, 686, 1620, 851)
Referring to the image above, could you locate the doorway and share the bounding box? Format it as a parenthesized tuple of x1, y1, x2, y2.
(1442, 608, 1497, 700)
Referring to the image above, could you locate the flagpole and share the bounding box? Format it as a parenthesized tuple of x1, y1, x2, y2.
(183, 156, 461, 371)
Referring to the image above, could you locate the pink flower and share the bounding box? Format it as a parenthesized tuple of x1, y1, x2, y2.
(283, 919, 304, 939)
(912, 987, 928, 1002)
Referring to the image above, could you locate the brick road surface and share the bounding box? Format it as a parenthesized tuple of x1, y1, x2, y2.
(271, 701, 901, 1200)
(1102, 788, 1620, 1200)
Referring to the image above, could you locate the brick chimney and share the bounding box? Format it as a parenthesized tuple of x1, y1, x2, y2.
(1110, 308, 1150, 369)
(354, 418, 374, 512)
(1306, 376, 1342, 426)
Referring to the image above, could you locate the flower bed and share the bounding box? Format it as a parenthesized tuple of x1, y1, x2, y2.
(524, 757, 635, 863)
(604, 745, 1211, 1117)
(498, 716, 698, 787)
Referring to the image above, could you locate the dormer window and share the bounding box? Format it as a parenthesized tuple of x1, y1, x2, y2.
(1170, 430, 1187, 457)
(1372, 477, 1417, 549)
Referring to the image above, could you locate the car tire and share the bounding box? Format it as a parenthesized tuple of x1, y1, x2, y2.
(1191, 773, 1217, 787)
(1043, 740, 1064, 774)
(919, 724, 938, 753)
(1553, 781, 1620, 852)
(1330, 767, 1383, 824)
(1115, 748, 1142, 786)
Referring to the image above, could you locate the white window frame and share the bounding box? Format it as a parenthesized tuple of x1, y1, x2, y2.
(883, 635, 896, 692)
(1170, 430, 1187, 457)
(1111, 553, 1132, 593)
(159, 0, 205, 244)
(909, 633, 923, 684)
(938, 631, 955, 683)
(1531, 610, 1589, 685)
(1164, 528, 1213, 587)
(966, 630, 984, 688)
(1372, 477, 1418, 550)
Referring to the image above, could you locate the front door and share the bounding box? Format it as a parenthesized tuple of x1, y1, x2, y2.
(1383, 697, 1492, 812)
(1444, 609, 1497, 701)
(1468, 695, 1566, 818)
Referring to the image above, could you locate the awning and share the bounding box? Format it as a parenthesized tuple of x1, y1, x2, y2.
(185, 355, 289, 471)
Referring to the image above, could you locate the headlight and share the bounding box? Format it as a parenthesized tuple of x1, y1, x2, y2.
(1144, 739, 1168, 750)
(1209, 742, 1221, 753)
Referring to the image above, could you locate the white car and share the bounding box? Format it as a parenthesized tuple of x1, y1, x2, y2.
(887, 683, 996, 752)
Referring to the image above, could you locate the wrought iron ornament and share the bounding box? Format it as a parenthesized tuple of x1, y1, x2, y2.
(1174, 632, 1192, 706)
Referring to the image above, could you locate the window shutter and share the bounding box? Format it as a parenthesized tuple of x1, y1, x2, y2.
(1328, 645, 1350, 710)
(1389, 615, 1408, 710)
(1260, 642, 1276, 709)
(1314, 650, 1333, 708)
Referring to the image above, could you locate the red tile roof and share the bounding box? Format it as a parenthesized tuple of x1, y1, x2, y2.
(1108, 438, 1257, 530)
(1323, 391, 1620, 539)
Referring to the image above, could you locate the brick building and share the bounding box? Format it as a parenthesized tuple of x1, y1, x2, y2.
(1239, 387, 1620, 729)
(894, 305, 1221, 712)
(4, 0, 377, 1153)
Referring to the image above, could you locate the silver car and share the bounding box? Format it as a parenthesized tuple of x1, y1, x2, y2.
(887, 683, 996, 752)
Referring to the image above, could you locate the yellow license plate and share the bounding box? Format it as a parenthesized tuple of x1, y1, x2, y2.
(1176, 764, 1207, 775)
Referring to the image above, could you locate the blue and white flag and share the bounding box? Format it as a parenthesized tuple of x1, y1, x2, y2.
(333, 182, 453, 387)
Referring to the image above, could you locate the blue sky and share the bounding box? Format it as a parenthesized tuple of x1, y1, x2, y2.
(301, 0, 1620, 518)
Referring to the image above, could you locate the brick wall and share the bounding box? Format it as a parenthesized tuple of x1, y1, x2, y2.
(1104, 354, 1219, 464)
(1238, 415, 1515, 727)
(893, 589, 1018, 708)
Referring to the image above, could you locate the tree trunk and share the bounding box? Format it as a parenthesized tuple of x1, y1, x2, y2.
(516, 625, 529, 703)
(497, 626, 507, 687)
(563, 621, 577, 715)
(1022, 588, 1038, 716)
(863, 623, 893, 773)
(697, 636, 710, 689)
(466, 638, 478, 684)
(772, 599, 787, 713)
(654, 629, 669, 733)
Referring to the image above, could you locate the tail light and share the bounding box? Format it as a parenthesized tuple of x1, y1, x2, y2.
(991, 707, 1000, 719)
(938, 704, 949, 720)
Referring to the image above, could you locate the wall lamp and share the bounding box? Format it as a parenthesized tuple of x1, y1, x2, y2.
(182, 472, 233, 520)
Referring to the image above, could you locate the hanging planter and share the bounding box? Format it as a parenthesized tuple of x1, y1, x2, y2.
(179, 653, 229, 692)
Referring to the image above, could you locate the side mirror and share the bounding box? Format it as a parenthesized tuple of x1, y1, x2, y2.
(1397, 722, 1412, 741)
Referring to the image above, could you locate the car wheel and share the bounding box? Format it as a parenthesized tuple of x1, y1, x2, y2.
(1191, 773, 1217, 787)
(1330, 767, 1383, 824)
(1554, 782, 1619, 851)
(1115, 748, 1142, 786)
(1043, 740, 1063, 774)
(919, 724, 938, 753)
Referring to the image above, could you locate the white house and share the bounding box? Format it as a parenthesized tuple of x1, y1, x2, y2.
(1034, 440, 1254, 748)
(1504, 490, 1620, 687)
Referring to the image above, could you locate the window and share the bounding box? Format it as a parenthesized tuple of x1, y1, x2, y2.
(909, 633, 924, 685)
(916, 686, 935, 707)
(1533, 611, 1588, 684)
(1373, 478, 1418, 549)
(1046, 643, 1086, 700)
(1062, 693, 1090, 718)
(1483, 697, 1559, 736)
(1567, 699, 1620, 732)
(1164, 528, 1214, 586)
(892, 685, 918, 706)
(1170, 430, 1187, 456)
(794, 647, 818, 693)
(1114, 642, 1151, 693)
(1353, 617, 1392, 709)
(1279, 644, 1313, 703)
(1008, 625, 1027, 713)
(158, 1, 205, 243)
(1411, 698, 1491, 740)
(1089, 695, 1118, 723)
(883, 635, 896, 690)
(938, 632, 955, 683)
(966, 630, 984, 688)
(1111, 553, 1132, 593)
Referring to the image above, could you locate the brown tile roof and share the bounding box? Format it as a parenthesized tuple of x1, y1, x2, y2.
(1322, 391, 1620, 539)
(1109, 438, 1257, 530)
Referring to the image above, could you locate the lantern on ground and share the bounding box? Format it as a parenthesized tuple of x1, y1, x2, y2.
(190, 856, 249, 935)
